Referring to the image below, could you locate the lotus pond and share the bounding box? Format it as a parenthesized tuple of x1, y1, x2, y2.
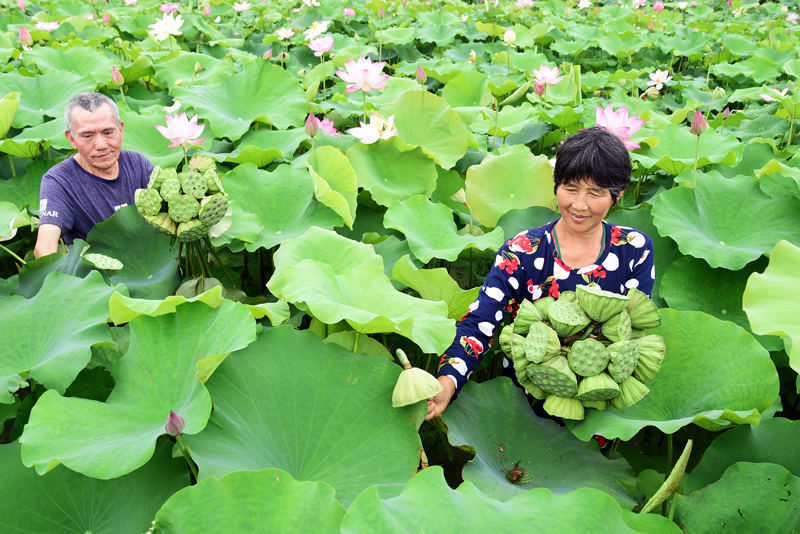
(1, 0, 800, 532)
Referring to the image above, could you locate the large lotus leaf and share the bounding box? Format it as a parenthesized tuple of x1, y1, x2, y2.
(568, 310, 780, 441)
(442, 378, 636, 506)
(465, 151, 557, 228)
(222, 163, 343, 251)
(0, 271, 119, 404)
(267, 227, 454, 354)
(172, 61, 307, 141)
(8, 119, 71, 153)
(153, 52, 235, 88)
(471, 102, 539, 137)
(0, 71, 96, 128)
(341, 466, 681, 534)
(652, 172, 800, 270)
(0, 136, 48, 159)
(383, 90, 469, 170)
(392, 254, 479, 320)
(307, 145, 358, 229)
(0, 201, 30, 239)
(119, 55, 156, 85)
(631, 123, 744, 175)
(12, 239, 106, 298)
(108, 285, 223, 324)
(0, 91, 20, 139)
(743, 240, 800, 372)
(684, 418, 800, 493)
(345, 137, 438, 207)
(201, 128, 307, 166)
(442, 69, 489, 108)
(384, 195, 505, 262)
(152, 468, 344, 534)
(675, 463, 800, 533)
(0, 439, 187, 534)
(23, 46, 116, 84)
(207, 200, 263, 249)
(19, 300, 257, 479)
(183, 327, 425, 508)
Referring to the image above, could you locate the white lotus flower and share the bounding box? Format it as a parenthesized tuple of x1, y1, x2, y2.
(148, 12, 184, 42)
(34, 21, 60, 31)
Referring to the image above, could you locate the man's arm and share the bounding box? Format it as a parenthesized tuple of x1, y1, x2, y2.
(34, 224, 62, 259)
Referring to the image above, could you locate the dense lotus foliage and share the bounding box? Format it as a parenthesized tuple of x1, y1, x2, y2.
(1, 0, 800, 531)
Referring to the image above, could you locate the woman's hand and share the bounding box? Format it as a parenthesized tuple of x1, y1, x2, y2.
(426, 376, 456, 421)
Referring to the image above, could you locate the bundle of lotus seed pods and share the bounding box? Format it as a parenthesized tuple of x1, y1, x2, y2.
(499, 285, 666, 420)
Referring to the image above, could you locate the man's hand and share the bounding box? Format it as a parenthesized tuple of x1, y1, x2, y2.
(34, 224, 61, 259)
(426, 376, 456, 421)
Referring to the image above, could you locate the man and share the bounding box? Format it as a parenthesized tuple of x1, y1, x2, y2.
(34, 92, 154, 258)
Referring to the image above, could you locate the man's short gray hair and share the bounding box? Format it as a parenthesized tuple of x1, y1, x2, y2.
(64, 92, 122, 136)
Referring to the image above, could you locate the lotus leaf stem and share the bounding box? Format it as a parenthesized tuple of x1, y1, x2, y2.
(205, 236, 235, 287)
(0, 243, 25, 265)
(175, 434, 199, 481)
(691, 135, 700, 188)
(661, 432, 673, 516)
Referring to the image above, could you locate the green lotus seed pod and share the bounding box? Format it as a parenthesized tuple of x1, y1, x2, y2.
(610, 375, 650, 409)
(607, 341, 640, 383)
(533, 296, 555, 321)
(575, 372, 620, 402)
(519, 374, 548, 400)
(186, 154, 216, 174)
(601, 310, 632, 343)
(523, 322, 561, 363)
(513, 299, 544, 334)
(568, 338, 610, 377)
(168, 195, 201, 223)
(558, 291, 578, 304)
(198, 193, 230, 228)
(582, 399, 610, 411)
(548, 299, 591, 338)
(181, 170, 208, 199)
(147, 165, 163, 189)
(176, 218, 209, 243)
(135, 188, 163, 217)
(82, 253, 123, 275)
(543, 395, 585, 420)
(160, 177, 182, 203)
(158, 166, 178, 188)
(577, 284, 630, 323)
(625, 288, 663, 329)
(144, 212, 177, 236)
(500, 324, 527, 360)
(392, 349, 443, 407)
(204, 168, 224, 193)
(527, 356, 578, 398)
(632, 335, 666, 382)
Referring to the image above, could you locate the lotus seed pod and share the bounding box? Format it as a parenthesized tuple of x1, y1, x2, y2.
(158, 166, 178, 187)
(625, 288, 663, 329)
(577, 284, 630, 323)
(500, 324, 527, 360)
(199, 193, 230, 227)
(204, 168, 224, 193)
(147, 165, 163, 189)
(168, 195, 201, 223)
(135, 188, 163, 217)
(527, 357, 578, 398)
(144, 212, 177, 236)
(575, 372, 620, 402)
(543, 395, 585, 420)
(610, 375, 650, 409)
(558, 291, 578, 304)
(630, 328, 646, 339)
(602, 310, 632, 343)
(160, 177, 182, 202)
(533, 296, 555, 320)
(181, 170, 208, 199)
(632, 335, 666, 382)
(176, 218, 209, 243)
(582, 399, 610, 411)
(186, 154, 216, 174)
(512, 299, 544, 334)
(548, 299, 591, 338)
(523, 322, 561, 363)
(392, 349, 443, 407)
(607, 341, 640, 383)
(82, 253, 123, 275)
(568, 338, 610, 377)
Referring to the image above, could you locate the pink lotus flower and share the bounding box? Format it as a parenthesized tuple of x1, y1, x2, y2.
(348, 113, 397, 144)
(516, 0, 534, 7)
(102, 12, 110, 24)
(154, 112, 206, 149)
(233, 1, 251, 11)
(305, 113, 320, 137)
(305, 115, 342, 138)
(596, 104, 645, 150)
(653, 0, 664, 11)
(276, 27, 294, 40)
(308, 34, 334, 56)
(160, 3, 179, 13)
(534, 82, 545, 95)
(34, 21, 60, 31)
(760, 87, 789, 102)
(416, 65, 427, 84)
(263, 49, 273, 60)
(124, 0, 137, 5)
(17, 0, 25, 8)
(690, 110, 708, 135)
(647, 69, 672, 90)
(112, 66, 124, 86)
(532, 65, 564, 86)
(691, 0, 696, 4)
(18, 27, 32, 46)
(787, 12, 799, 24)
(343, 7, 356, 16)
(302, 0, 321, 5)
(202, 5, 210, 15)
(319, 117, 341, 137)
(86, 13, 94, 19)
(335, 56, 390, 93)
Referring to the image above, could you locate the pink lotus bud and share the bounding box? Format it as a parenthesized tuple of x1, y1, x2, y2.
(305, 113, 320, 137)
(112, 66, 124, 85)
(102, 12, 110, 24)
(534, 82, 545, 96)
(416, 65, 427, 84)
(722, 107, 730, 120)
(18, 27, 32, 46)
(790, 28, 793, 35)
(165, 411, 185, 437)
(403, 0, 407, 5)
(648, 20, 654, 29)
(264, 49, 273, 60)
(726, 0, 731, 6)
(690, 110, 708, 135)
(653, 0, 664, 11)
(343, 7, 356, 17)
(17, 0, 25, 8)
(690, 0, 696, 4)
(203, 5, 210, 15)
(378, 6, 385, 18)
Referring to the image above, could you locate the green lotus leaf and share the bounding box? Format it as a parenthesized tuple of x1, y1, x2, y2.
(598, 34, 648, 58)
(0, 271, 119, 404)
(372, 236, 420, 284)
(117, 109, 194, 169)
(12, 239, 107, 299)
(757, 159, 800, 199)
(379, 27, 416, 46)
(345, 137, 438, 207)
(652, 172, 800, 270)
(208, 200, 263, 249)
(0, 91, 20, 139)
(86, 206, 180, 300)
(267, 227, 454, 354)
(222, 163, 343, 251)
(743, 240, 800, 372)
(0, 201, 30, 239)
(465, 151, 557, 228)
(340, 466, 681, 534)
(242, 300, 290, 325)
(19, 300, 257, 478)
(722, 33, 759, 56)
(0, 439, 188, 534)
(172, 61, 307, 141)
(366, 77, 424, 107)
(201, 127, 307, 166)
(23, 46, 116, 84)
(307, 145, 358, 230)
(384, 195, 505, 262)
(568, 310, 780, 441)
(675, 463, 800, 533)
(119, 55, 155, 85)
(442, 70, 489, 108)
(472, 102, 538, 136)
(415, 25, 460, 46)
(392, 254, 479, 320)
(108, 285, 224, 325)
(0, 71, 96, 128)
(8, 120, 71, 154)
(631, 124, 744, 175)
(383, 90, 469, 170)
(183, 327, 425, 507)
(0, 136, 47, 159)
(153, 52, 235, 88)
(684, 418, 800, 493)
(322, 330, 392, 359)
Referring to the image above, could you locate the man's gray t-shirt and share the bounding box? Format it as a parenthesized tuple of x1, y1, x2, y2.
(39, 150, 154, 245)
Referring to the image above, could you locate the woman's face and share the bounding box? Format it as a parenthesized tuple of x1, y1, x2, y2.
(556, 179, 614, 233)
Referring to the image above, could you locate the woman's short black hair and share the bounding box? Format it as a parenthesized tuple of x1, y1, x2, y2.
(553, 127, 632, 203)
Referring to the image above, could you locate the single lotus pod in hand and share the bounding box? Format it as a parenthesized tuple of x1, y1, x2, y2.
(558, 291, 578, 304)
(392, 349, 443, 408)
(181, 170, 208, 199)
(512, 299, 544, 334)
(601, 310, 632, 343)
(607, 340, 640, 383)
(632, 335, 666, 382)
(176, 218, 209, 243)
(144, 212, 177, 236)
(582, 399, 610, 411)
(625, 288, 662, 329)
(523, 322, 561, 363)
(199, 193, 230, 228)
(527, 356, 578, 398)
(575, 372, 620, 402)
(568, 338, 610, 377)
(532, 296, 555, 320)
(610, 375, 649, 409)
(548, 299, 591, 338)
(135, 188, 163, 217)
(577, 284, 630, 323)
(500, 324, 526, 360)
(543, 395, 585, 420)
(204, 168, 224, 193)
(147, 165, 163, 189)
(82, 252, 124, 275)
(160, 177, 182, 202)
(186, 154, 216, 174)
(168, 194, 201, 223)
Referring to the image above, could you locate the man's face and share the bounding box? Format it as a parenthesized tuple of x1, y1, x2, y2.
(65, 103, 124, 177)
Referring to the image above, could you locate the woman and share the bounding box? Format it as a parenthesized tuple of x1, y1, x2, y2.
(427, 127, 655, 421)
